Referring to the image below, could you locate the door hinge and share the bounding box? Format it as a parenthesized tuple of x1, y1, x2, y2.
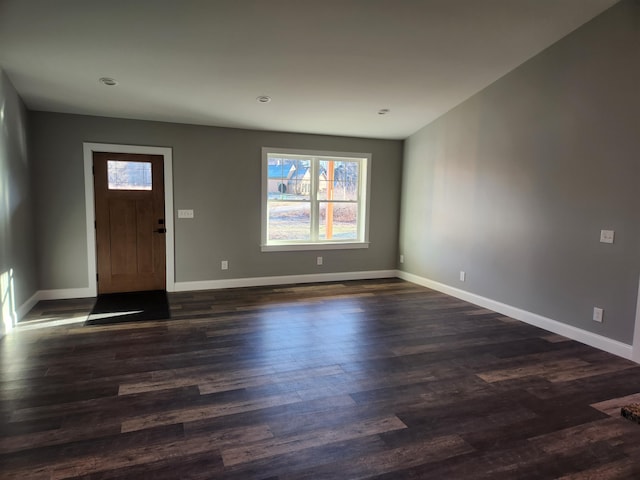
(94, 221, 97, 229)
(96, 273, 99, 282)
(92, 165, 95, 175)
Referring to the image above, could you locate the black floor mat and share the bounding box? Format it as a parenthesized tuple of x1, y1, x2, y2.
(86, 290, 170, 326)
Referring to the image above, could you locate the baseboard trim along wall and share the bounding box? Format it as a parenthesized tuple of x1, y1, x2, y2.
(38, 288, 95, 301)
(173, 270, 399, 292)
(14, 270, 634, 363)
(15, 288, 95, 323)
(14, 271, 397, 322)
(397, 270, 633, 361)
(16, 291, 40, 321)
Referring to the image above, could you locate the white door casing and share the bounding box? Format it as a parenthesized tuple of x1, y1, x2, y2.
(83, 143, 175, 295)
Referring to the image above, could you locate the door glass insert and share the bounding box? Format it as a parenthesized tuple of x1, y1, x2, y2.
(107, 160, 152, 190)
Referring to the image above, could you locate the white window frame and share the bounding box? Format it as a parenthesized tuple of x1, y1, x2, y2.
(261, 147, 371, 252)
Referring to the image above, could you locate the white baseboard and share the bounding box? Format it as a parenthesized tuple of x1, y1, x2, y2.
(10, 288, 95, 328)
(16, 291, 40, 322)
(38, 288, 95, 301)
(2, 290, 44, 336)
(17, 270, 631, 363)
(174, 270, 398, 292)
(398, 270, 633, 361)
(13, 272, 396, 320)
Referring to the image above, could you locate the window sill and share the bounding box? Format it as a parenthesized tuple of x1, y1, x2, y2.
(261, 242, 370, 252)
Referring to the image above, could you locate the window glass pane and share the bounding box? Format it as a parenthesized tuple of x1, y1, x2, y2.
(108, 161, 152, 190)
(268, 201, 311, 241)
(318, 160, 359, 201)
(267, 156, 310, 200)
(319, 202, 358, 240)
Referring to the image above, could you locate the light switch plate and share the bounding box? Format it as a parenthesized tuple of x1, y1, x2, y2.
(178, 209, 194, 219)
(593, 307, 604, 323)
(600, 229, 614, 244)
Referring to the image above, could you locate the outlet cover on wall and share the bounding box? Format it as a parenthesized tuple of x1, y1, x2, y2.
(221, 260, 228, 270)
(593, 307, 604, 323)
(600, 230, 614, 244)
(316, 256, 323, 266)
(178, 209, 194, 219)
(459, 271, 466, 282)
(400, 254, 404, 264)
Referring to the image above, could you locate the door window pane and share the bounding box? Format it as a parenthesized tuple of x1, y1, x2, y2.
(108, 161, 152, 190)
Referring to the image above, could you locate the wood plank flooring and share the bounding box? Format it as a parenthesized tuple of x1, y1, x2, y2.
(3, 279, 640, 479)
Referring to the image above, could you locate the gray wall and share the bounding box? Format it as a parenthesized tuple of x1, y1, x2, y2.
(399, 0, 640, 344)
(0, 68, 37, 334)
(29, 113, 403, 289)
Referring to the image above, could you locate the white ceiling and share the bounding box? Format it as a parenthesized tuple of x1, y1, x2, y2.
(0, 0, 619, 139)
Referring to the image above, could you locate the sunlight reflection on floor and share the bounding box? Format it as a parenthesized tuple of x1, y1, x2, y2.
(16, 310, 146, 331)
(1, 268, 16, 333)
(16, 315, 88, 331)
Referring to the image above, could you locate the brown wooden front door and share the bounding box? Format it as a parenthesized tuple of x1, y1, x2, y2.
(93, 152, 166, 294)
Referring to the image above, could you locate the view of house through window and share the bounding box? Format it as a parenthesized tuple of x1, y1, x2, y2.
(262, 148, 370, 250)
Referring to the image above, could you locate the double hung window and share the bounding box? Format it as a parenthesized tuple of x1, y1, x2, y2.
(261, 148, 370, 251)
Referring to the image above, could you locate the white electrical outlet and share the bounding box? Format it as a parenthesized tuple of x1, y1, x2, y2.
(593, 307, 603, 323)
(221, 260, 228, 270)
(317, 256, 323, 266)
(600, 230, 614, 244)
(400, 254, 404, 264)
(178, 209, 194, 219)
(460, 271, 466, 282)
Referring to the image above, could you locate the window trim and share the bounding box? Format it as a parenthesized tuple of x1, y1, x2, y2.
(261, 147, 371, 252)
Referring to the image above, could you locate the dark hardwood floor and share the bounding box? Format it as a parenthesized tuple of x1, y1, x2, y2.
(3, 279, 640, 479)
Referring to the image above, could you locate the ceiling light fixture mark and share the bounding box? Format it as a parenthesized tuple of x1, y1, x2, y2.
(378, 109, 390, 115)
(99, 77, 119, 86)
(256, 96, 272, 103)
